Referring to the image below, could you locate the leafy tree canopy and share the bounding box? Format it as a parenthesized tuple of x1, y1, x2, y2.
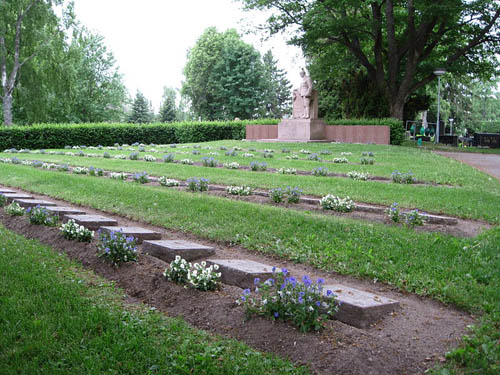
(240, 0, 500, 120)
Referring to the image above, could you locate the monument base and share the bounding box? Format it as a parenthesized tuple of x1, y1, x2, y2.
(278, 119, 326, 141)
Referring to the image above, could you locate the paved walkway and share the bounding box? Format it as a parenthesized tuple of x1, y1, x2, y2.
(435, 151, 500, 180)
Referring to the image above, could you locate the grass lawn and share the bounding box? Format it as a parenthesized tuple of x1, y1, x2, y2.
(0, 142, 498, 374)
(0, 224, 305, 374)
(2, 140, 499, 223)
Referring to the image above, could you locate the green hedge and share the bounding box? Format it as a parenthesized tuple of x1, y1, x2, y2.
(326, 118, 405, 145)
(0, 121, 261, 150)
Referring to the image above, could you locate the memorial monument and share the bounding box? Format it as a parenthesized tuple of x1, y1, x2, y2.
(278, 69, 326, 141)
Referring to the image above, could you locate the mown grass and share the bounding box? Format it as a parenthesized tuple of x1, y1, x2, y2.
(0, 224, 306, 374)
(2, 149, 499, 223)
(0, 161, 498, 374)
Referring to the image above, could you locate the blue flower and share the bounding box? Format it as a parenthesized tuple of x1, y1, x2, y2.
(254, 278, 260, 285)
(272, 266, 276, 273)
(281, 268, 288, 276)
(298, 296, 304, 304)
(326, 290, 334, 297)
(317, 278, 325, 285)
(243, 288, 251, 295)
(273, 312, 279, 318)
(315, 301, 321, 307)
(241, 296, 246, 302)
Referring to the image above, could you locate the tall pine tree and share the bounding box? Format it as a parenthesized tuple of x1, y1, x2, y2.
(128, 91, 153, 124)
(261, 50, 292, 118)
(159, 87, 177, 123)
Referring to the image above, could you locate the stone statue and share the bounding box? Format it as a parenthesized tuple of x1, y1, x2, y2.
(293, 69, 314, 119)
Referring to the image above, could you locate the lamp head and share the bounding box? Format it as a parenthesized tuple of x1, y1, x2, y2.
(433, 68, 446, 76)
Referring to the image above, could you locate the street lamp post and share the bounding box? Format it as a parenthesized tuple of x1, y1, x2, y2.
(434, 68, 446, 143)
(449, 118, 454, 135)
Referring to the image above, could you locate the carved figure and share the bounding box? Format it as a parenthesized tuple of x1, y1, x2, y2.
(293, 69, 314, 119)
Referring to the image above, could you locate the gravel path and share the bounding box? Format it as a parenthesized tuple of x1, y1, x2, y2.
(435, 151, 500, 180)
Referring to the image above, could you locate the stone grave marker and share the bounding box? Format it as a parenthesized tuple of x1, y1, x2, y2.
(13, 199, 57, 209)
(63, 214, 117, 230)
(206, 259, 275, 289)
(100, 226, 161, 244)
(142, 240, 215, 262)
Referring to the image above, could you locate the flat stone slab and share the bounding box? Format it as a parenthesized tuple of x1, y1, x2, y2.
(419, 213, 458, 225)
(207, 259, 274, 289)
(323, 284, 400, 329)
(63, 214, 118, 230)
(13, 199, 57, 209)
(355, 204, 386, 214)
(143, 240, 215, 262)
(2, 193, 34, 202)
(43, 206, 87, 218)
(100, 226, 161, 244)
(300, 197, 320, 205)
(0, 188, 16, 193)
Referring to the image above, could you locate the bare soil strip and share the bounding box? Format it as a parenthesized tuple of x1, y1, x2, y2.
(0, 185, 474, 375)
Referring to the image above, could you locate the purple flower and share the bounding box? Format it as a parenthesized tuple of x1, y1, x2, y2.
(241, 296, 246, 302)
(326, 290, 334, 297)
(298, 296, 304, 304)
(243, 288, 251, 295)
(315, 301, 321, 307)
(274, 312, 279, 318)
(272, 266, 276, 273)
(317, 278, 325, 285)
(254, 278, 260, 285)
(281, 268, 288, 276)
(302, 275, 312, 287)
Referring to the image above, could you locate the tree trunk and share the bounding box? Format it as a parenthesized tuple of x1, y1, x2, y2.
(2, 94, 13, 126)
(389, 98, 405, 120)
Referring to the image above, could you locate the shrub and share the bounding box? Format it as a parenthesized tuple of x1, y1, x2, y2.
(285, 187, 302, 203)
(320, 195, 355, 212)
(362, 151, 375, 157)
(232, 146, 242, 151)
(281, 148, 290, 153)
(0, 193, 6, 207)
(285, 154, 299, 160)
(103, 152, 111, 159)
(277, 168, 296, 175)
(180, 159, 194, 165)
(404, 209, 424, 227)
(269, 188, 285, 203)
(88, 166, 104, 177)
(72, 167, 89, 175)
(250, 161, 267, 171)
(238, 268, 338, 332)
(312, 167, 329, 176)
(299, 149, 311, 154)
(223, 162, 240, 169)
(201, 157, 218, 167)
(347, 171, 369, 180)
(192, 149, 200, 155)
(110, 172, 128, 180)
(162, 154, 175, 163)
(133, 172, 149, 184)
(308, 153, 321, 161)
(159, 176, 180, 187)
(143, 154, 157, 162)
(263, 152, 274, 158)
(320, 150, 332, 155)
(387, 202, 400, 223)
(391, 171, 416, 184)
(163, 256, 190, 283)
(360, 157, 375, 165)
(60, 219, 94, 242)
(225, 150, 237, 157)
(26, 205, 59, 226)
(188, 261, 221, 291)
(97, 230, 138, 266)
(129, 152, 139, 160)
(340, 152, 352, 156)
(187, 178, 209, 192)
(226, 185, 252, 196)
(219, 146, 228, 150)
(242, 153, 254, 157)
(5, 202, 25, 216)
(333, 157, 348, 164)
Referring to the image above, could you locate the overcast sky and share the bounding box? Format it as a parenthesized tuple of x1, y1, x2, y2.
(73, 0, 305, 111)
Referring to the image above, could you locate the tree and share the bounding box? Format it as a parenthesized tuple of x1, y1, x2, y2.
(1, 0, 65, 125)
(261, 50, 292, 117)
(128, 91, 153, 124)
(240, 0, 500, 120)
(181, 27, 266, 120)
(159, 86, 177, 122)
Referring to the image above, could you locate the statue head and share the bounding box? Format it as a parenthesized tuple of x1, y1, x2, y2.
(299, 69, 306, 78)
